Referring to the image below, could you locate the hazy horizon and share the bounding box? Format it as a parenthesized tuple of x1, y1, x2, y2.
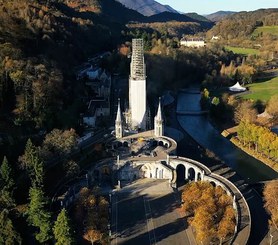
(156, 0, 278, 15)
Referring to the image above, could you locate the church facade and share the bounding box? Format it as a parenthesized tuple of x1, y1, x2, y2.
(115, 38, 164, 137)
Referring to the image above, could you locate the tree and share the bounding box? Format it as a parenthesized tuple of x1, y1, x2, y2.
(83, 228, 102, 245)
(63, 159, 80, 179)
(181, 181, 236, 244)
(234, 100, 257, 124)
(217, 206, 236, 244)
(27, 187, 52, 243)
(0, 209, 22, 245)
(0, 156, 15, 208)
(53, 208, 74, 245)
(263, 180, 278, 230)
(267, 95, 278, 121)
(19, 139, 44, 187)
(42, 129, 77, 156)
(0, 156, 15, 190)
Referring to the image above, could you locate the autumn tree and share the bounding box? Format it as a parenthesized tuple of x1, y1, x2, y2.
(234, 100, 257, 124)
(181, 181, 236, 244)
(42, 128, 77, 157)
(263, 180, 278, 230)
(237, 64, 256, 84)
(83, 228, 102, 245)
(27, 187, 52, 243)
(53, 208, 74, 245)
(217, 206, 236, 244)
(267, 95, 278, 122)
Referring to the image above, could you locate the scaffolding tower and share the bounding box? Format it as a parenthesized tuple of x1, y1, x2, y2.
(130, 39, 146, 81)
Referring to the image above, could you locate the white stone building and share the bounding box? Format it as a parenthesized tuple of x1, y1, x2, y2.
(180, 37, 206, 48)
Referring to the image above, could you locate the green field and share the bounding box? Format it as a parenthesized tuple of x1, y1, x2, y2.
(241, 76, 278, 101)
(253, 25, 278, 36)
(225, 46, 259, 56)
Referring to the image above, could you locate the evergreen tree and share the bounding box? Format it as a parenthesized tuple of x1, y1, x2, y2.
(0, 209, 22, 245)
(20, 139, 44, 187)
(53, 208, 74, 245)
(0, 156, 15, 190)
(0, 156, 15, 208)
(27, 187, 52, 243)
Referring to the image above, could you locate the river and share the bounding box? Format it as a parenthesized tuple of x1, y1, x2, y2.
(177, 91, 278, 184)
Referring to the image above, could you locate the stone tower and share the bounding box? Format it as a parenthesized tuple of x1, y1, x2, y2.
(115, 99, 123, 139)
(129, 38, 146, 130)
(154, 97, 164, 137)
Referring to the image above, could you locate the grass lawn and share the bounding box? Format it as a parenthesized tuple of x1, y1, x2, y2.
(225, 46, 259, 56)
(241, 76, 278, 101)
(253, 25, 278, 36)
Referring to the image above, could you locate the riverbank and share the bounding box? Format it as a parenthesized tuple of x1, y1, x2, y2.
(208, 112, 278, 175)
(230, 136, 278, 173)
(213, 120, 278, 173)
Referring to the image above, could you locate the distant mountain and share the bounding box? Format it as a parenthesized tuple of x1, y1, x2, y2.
(185, 12, 211, 23)
(115, 0, 179, 16)
(146, 12, 213, 28)
(205, 11, 236, 22)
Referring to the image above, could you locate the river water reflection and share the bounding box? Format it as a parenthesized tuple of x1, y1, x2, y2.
(177, 91, 278, 183)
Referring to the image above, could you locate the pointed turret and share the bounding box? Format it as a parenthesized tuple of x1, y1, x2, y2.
(156, 97, 162, 121)
(116, 98, 122, 122)
(154, 97, 164, 137)
(115, 98, 123, 139)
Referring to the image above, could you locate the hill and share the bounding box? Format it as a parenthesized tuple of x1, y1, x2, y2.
(207, 8, 278, 39)
(186, 12, 211, 23)
(146, 12, 213, 29)
(206, 8, 278, 61)
(0, 0, 146, 135)
(115, 0, 178, 16)
(205, 11, 236, 22)
(126, 11, 213, 38)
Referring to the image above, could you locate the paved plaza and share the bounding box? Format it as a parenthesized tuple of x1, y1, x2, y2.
(111, 179, 195, 245)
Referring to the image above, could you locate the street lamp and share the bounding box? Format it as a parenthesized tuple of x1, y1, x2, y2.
(108, 223, 111, 238)
(270, 233, 273, 245)
(109, 193, 112, 203)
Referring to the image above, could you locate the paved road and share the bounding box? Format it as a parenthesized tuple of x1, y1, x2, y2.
(111, 179, 193, 245)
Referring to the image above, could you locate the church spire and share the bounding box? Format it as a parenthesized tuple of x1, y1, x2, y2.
(116, 98, 122, 122)
(154, 97, 164, 137)
(156, 97, 162, 121)
(115, 98, 123, 139)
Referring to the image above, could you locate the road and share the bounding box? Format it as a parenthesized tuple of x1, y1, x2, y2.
(111, 179, 194, 245)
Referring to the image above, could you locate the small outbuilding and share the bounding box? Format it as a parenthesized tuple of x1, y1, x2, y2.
(229, 82, 247, 92)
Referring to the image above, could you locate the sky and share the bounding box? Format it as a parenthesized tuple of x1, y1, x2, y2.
(156, 0, 278, 15)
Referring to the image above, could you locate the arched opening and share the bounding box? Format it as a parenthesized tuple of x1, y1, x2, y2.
(123, 141, 129, 147)
(197, 172, 202, 181)
(158, 141, 164, 146)
(164, 143, 169, 148)
(210, 181, 216, 187)
(155, 168, 159, 178)
(159, 169, 164, 179)
(176, 164, 186, 187)
(188, 168, 196, 181)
